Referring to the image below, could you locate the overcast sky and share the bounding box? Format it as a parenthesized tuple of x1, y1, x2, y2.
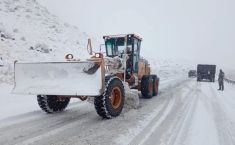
(38, 0, 235, 69)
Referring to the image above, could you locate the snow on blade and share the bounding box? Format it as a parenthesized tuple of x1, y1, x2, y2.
(13, 61, 103, 96)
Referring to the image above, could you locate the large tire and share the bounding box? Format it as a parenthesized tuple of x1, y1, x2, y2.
(152, 75, 159, 96)
(141, 75, 154, 99)
(94, 76, 125, 119)
(37, 95, 70, 113)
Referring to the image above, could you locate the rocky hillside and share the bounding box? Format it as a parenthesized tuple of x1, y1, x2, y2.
(0, 0, 91, 84)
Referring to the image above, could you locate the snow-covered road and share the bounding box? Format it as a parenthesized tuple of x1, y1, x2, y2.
(130, 80, 235, 145)
(0, 78, 235, 145)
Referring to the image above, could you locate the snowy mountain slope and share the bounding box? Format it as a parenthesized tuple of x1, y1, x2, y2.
(226, 69, 235, 80)
(148, 57, 190, 80)
(0, 0, 91, 84)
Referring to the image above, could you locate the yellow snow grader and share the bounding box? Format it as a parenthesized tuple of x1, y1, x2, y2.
(12, 34, 159, 119)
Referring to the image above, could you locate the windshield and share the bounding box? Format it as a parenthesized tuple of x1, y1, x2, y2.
(105, 37, 132, 57)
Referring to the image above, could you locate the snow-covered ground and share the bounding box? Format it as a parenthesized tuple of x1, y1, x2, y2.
(1, 74, 235, 145)
(128, 80, 235, 145)
(226, 69, 235, 80)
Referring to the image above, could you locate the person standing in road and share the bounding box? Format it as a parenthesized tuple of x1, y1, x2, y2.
(218, 69, 225, 91)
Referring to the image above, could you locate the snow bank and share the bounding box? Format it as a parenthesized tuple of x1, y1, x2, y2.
(124, 82, 140, 110)
(0, 83, 37, 120)
(226, 69, 235, 80)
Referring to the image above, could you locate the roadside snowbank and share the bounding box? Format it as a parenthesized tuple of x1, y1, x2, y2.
(0, 83, 36, 120)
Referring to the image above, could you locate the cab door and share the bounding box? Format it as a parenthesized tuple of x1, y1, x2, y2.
(133, 39, 141, 73)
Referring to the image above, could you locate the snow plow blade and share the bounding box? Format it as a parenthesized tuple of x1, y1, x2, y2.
(12, 61, 105, 96)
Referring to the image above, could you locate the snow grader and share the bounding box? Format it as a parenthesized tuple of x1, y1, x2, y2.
(13, 34, 159, 119)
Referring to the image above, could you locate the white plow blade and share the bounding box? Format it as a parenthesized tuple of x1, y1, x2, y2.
(12, 62, 104, 96)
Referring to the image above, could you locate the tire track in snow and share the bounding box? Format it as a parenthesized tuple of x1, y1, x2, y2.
(14, 112, 92, 145)
(137, 94, 176, 145)
(208, 85, 235, 145)
(156, 81, 199, 145)
(128, 79, 198, 145)
(166, 82, 200, 145)
(0, 103, 94, 145)
(0, 101, 85, 128)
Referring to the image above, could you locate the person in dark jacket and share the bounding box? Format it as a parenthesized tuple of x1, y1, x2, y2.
(218, 69, 225, 91)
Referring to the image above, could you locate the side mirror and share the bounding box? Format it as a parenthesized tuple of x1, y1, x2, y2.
(99, 44, 106, 54)
(87, 38, 93, 55)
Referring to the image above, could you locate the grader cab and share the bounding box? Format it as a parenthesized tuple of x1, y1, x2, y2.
(13, 34, 159, 119)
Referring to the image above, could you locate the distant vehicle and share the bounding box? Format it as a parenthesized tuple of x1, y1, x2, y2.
(0, 57, 3, 67)
(197, 64, 216, 82)
(188, 70, 197, 78)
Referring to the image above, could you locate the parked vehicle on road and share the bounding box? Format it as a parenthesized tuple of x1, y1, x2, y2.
(197, 64, 216, 82)
(188, 70, 197, 78)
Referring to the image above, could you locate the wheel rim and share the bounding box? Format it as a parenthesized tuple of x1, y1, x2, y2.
(109, 87, 122, 109)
